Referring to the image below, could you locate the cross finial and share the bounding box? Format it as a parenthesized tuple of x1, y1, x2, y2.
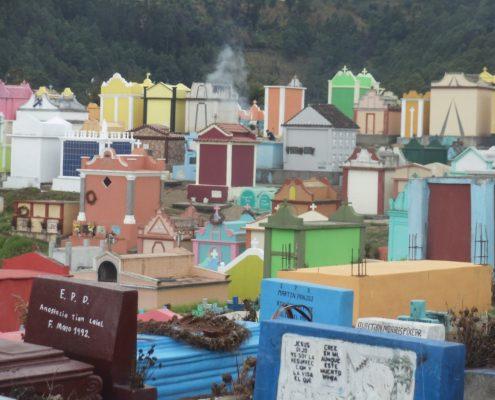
(362, 67, 368, 74)
(310, 203, 317, 211)
(146, 72, 151, 79)
(342, 65, 348, 72)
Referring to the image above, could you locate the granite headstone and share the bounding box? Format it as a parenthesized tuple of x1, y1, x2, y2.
(259, 278, 353, 327)
(254, 319, 465, 400)
(24, 276, 138, 398)
(356, 317, 446, 340)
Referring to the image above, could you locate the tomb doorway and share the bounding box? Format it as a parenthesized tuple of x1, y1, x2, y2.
(427, 183, 470, 262)
(98, 261, 118, 282)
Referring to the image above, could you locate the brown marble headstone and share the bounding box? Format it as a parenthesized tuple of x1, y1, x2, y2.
(24, 276, 138, 399)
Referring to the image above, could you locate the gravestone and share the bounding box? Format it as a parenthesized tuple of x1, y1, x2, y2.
(254, 319, 465, 400)
(24, 276, 138, 398)
(0, 339, 102, 399)
(259, 278, 353, 327)
(356, 317, 446, 340)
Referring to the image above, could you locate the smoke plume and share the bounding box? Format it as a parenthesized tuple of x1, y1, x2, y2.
(206, 45, 248, 106)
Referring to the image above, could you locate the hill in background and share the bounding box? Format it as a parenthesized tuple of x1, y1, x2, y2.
(1, 0, 494, 104)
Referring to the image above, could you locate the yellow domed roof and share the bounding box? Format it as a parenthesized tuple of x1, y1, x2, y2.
(61, 87, 74, 97)
(480, 67, 494, 84)
(36, 86, 48, 96)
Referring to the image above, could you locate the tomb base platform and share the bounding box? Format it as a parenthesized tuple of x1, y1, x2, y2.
(278, 260, 492, 323)
(0, 339, 102, 399)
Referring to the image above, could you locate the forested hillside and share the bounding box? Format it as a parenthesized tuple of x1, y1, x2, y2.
(1, 0, 495, 104)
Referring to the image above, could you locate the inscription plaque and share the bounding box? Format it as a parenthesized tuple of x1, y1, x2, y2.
(277, 333, 416, 400)
(24, 276, 138, 398)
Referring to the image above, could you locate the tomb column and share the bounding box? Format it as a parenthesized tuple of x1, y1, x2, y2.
(400, 98, 406, 137)
(77, 172, 86, 222)
(128, 96, 134, 130)
(417, 99, 424, 138)
(99, 97, 104, 122)
(124, 175, 136, 225)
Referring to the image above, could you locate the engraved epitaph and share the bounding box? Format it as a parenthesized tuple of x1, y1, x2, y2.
(24, 276, 138, 398)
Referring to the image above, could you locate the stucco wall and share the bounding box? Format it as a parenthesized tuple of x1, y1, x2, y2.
(347, 169, 378, 214)
(121, 253, 194, 278)
(279, 262, 492, 323)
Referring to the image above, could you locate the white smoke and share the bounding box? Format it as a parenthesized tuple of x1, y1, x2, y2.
(206, 45, 248, 106)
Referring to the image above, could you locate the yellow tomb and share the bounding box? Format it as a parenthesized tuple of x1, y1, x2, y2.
(401, 90, 430, 138)
(99, 73, 146, 130)
(278, 260, 492, 323)
(145, 81, 190, 133)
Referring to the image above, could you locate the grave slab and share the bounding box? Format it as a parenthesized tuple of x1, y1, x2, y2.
(254, 319, 465, 400)
(356, 317, 445, 340)
(259, 278, 353, 326)
(24, 276, 138, 398)
(0, 339, 102, 399)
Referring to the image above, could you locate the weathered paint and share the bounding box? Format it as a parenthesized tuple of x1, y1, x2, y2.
(427, 183, 471, 262)
(255, 319, 465, 400)
(232, 145, 254, 187)
(278, 260, 492, 323)
(198, 144, 226, 185)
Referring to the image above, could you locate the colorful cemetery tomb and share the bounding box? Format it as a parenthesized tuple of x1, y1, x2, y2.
(356, 317, 446, 340)
(143, 77, 190, 133)
(71, 147, 168, 254)
(354, 89, 401, 135)
(5, 88, 89, 189)
(129, 124, 184, 170)
(402, 137, 448, 165)
(185, 82, 239, 133)
(283, 104, 358, 172)
(24, 276, 138, 398)
(219, 247, 264, 301)
(272, 177, 341, 218)
(12, 199, 79, 241)
(52, 127, 137, 192)
(388, 176, 495, 266)
(391, 162, 450, 197)
(328, 66, 379, 119)
(193, 207, 255, 270)
(86, 249, 229, 311)
(81, 102, 125, 133)
(259, 278, 353, 326)
(172, 132, 197, 181)
(99, 72, 146, 130)
(479, 66, 495, 133)
(430, 71, 494, 137)
(138, 321, 259, 400)
(239, 100, 264, 134)
(254, 319, 465, 400)
(0, 252, 70, 332)
(342, 147, 397, 215)
(450, 146, 495, 175)
(245, 207, 328, 251)
(264, 75, 306, 138)
(278, 260, 492, 323)
(17, 86, 87, 126)
(236, 186, 277, 214)
(400, 91, 430, 138)
(187, 123, 257, 203)
(0, 80, 32, 121)
(137, 208, 192, 253)
(262, 202, 365, 278)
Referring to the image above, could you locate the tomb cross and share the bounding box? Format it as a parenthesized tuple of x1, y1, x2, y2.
(342, 65, 348, 72)
(310, 203, 317, 211)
